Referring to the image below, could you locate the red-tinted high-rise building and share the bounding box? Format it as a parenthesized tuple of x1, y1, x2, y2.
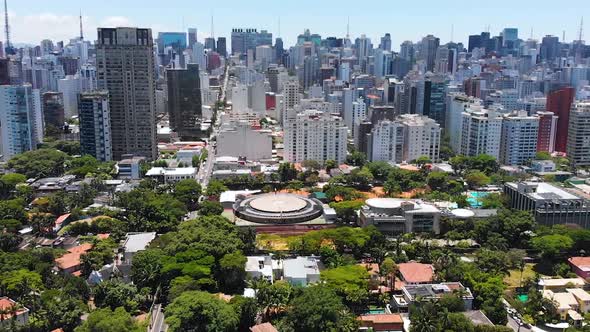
(546, 87, 575, 153)
(536, 111, 558, 152)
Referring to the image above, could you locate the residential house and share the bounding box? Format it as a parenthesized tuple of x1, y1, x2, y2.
(54, 243, 93, 276)
(397, 262, 435, 285)
(393, 282, 474, 313)
(568, 257, 590, 280)
(282, 256, 321, 286)
(122, 232, 157, 264)
(0, 297, 29, 328)
(358, 313, 404, 332)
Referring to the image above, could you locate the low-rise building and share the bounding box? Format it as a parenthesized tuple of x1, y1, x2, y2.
(504, 181, 590, 228)
(55, 243, 93, 276)
(117, 156, 146, 179)
(282, 256, 321, 286)
(538, 277, 587, 291)
(542, 288, 590, 322)
(359, 198, 441, 234)
(568, 257, 590, 279)
(397, 262, 435, 284)
(245, 256, 274, 283)
(393, 282, 474, 312)
(122, 232, 157, 264)
(358, 313, 404, 332)
(530, 160, 556, 173)
(145, 167, 197, 183)
(0, 297, 29, 328)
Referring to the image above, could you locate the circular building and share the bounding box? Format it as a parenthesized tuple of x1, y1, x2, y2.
(234, 193, 323, 224)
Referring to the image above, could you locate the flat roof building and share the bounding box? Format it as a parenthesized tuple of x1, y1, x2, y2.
(359, 198, 441, 234)
(504, 181, 590, 228)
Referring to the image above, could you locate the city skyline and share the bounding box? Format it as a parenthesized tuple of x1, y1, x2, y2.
(3, 0, 588, 48)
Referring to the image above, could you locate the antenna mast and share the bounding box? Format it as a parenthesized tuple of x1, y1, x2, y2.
(4, 0, 11, 52)
(79, 9, 83, 40)
(210, 14, 214, 39)
(346, 16, 350, 39)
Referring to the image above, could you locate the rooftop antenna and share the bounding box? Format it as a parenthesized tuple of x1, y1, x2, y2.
(79, 9, 83, 40)
(562, 30, 566, 42)
(210, 14, 214, 38)
(530, 27, 533, 39)
(278, 17, 281, 38)
(450, 24, 454, 42)
(3, 0, 11, 52)
(181, 16, 185, 33)
(346, 16, 350, 39)
(578, 16, 584, 41)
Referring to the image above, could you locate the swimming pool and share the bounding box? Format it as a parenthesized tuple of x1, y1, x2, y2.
(367, 309, 386, 314)
(466, 191, 490, 208)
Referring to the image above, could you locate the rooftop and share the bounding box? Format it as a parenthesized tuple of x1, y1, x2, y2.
(0, 297, 29, 319)
(123, 232, 157, 253)
(283, 256, 321, 279)
(145, 167, 197, 176)
(358, 313, 404, 324)
(506, 181, 580, 200)
(569, 257, 590, 272)
(55, 243, 93, 270)
(398, 262, 435, 283)
(250, 323, 278, 332)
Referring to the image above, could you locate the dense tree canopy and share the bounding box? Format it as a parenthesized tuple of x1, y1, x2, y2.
(8, 148, 69, 178)
(165, 291, 239, 332)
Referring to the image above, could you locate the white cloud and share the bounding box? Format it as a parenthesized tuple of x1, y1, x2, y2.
(100, 16, 133, 28)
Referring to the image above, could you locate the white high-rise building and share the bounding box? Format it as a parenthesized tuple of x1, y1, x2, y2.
(255, 45, 273, 71)
(369, 120, 404, 162)
(217, 121, 273, 161)
(342, 88, 354, 130)
(460, 108, 503, 159)
(283, 110, 347, 163)
(567, 102, 590, 168)
(231, 84, 249, 113)
(486, 89, 519, 112)
(399, 114, 441, 162)
(0, 85, 43, 160)
(248, 80, 266, 115)
(191, 42, 207, 70)
(446, 93, 483, 153)
(58, 75, 81, 118)
(351, 98, 367, 138)
(338, 62, 351, 82)
(282, 80, 302, 123)
(500, 111, 539, 165)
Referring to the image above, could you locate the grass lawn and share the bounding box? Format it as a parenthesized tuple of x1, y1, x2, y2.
(504, 263, 537, 289)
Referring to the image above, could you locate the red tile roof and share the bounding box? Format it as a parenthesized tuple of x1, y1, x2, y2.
(358, 314, 404, 324)
(569, 257, 590, 270)
(55, 213, 71, 226)
(55, 243, 93, 270)
(398, 262, 434, 283)
(0, 297, 28, 319)
(250, 323, 278, 332)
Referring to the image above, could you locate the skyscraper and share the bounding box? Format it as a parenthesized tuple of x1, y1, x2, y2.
(216, 37, 227, 57)
(567, 102, 590, 168)
(380, 33, 392, 51)
(546, 87, 574, 153)
(500, 111, 539, 166)
(536, 111, 558, 153)
(167, 64, 202, 140)
(0, 85, 43, 160)
(204, 37, 216, 50)
(42, 92, 65, 128)
(96, 27, 157, 160)
(540, 35, 560, 63)
(420, 35, 440, 72)
(231, 28, 272, 56)
(78, 91, 112, 162)
(188, 28, 198, 49)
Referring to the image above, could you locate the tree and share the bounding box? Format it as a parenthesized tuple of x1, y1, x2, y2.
(116, 189, 187, 233)
(75, 307, 142, 332)
(470, 154, 499, 175)
(93, 280, 140, 312)
(173, 179, 202, 210)
(165, 291, 239, 332)
(325, 159, 337, 172)
(256, 280, 294, 319)
(480, 193, 507, 209)
(346, 150, 367, 167)
(438, 293, 466, 312)
(0, 173, 27, 199)
(329, 200, 364, 223)
(426, 171, 449, 191)
(450, 155, 470, 176)
(302, 159, 321, 170)
(380, 257, 398, 289)
(321, 265, 370, 307)
(535, 151, 551, 160)
(218, 251, 247, 294)
(205, 180, 228, 197)
(532, 234, 574, 258)
(131, 249, 166, 291)
(199, 200, 224, 216)
(0, 269, 43, 299)
(0, 199, 27, 223)
(230, 295, 257, 332)
(413, 156, 432, 168)
(278, 162, 298, 182)
(7, 148, 69, 178)
(0, 233, 22, 252)
(366, 161, 394, 182)
(465, 171, 491, 189)
(287, 285, 358, 332)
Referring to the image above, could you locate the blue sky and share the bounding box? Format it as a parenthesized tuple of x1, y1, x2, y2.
(4, 0, 588, 50)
